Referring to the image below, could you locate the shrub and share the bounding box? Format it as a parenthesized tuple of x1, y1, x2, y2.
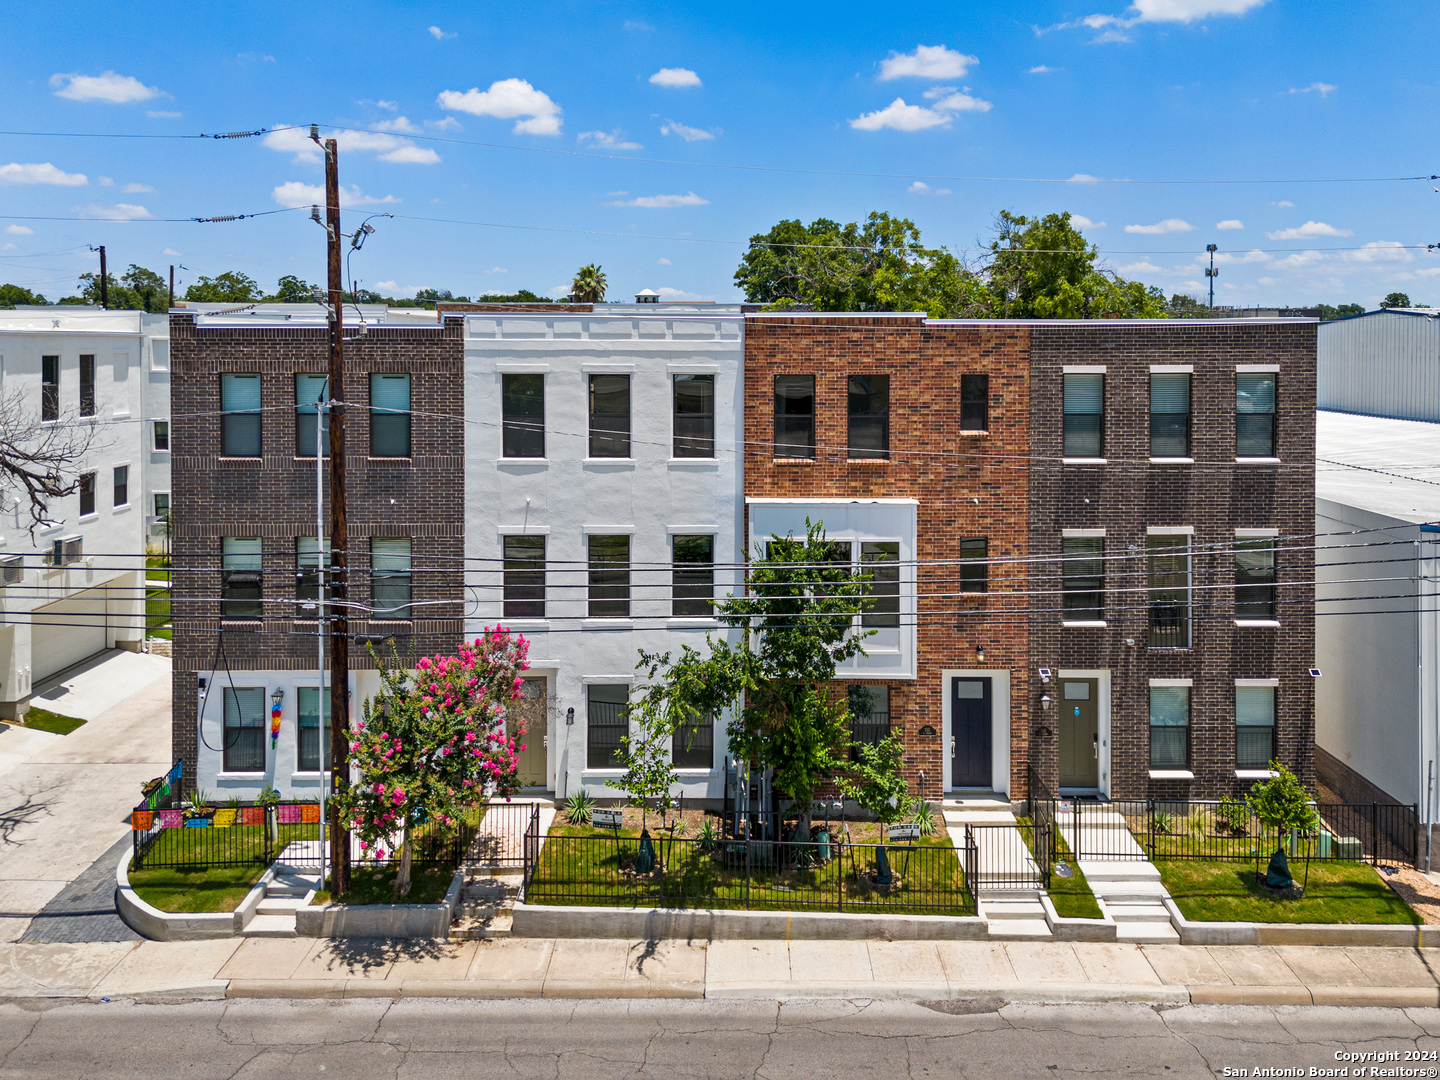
(565, 790, 596, 826)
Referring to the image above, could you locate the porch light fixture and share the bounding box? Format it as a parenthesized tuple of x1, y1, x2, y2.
(1040, 693, 1053, 711)
(566, 707, 575, 726)
(271, 688, 284, 708)
(975, 644, 985, 662)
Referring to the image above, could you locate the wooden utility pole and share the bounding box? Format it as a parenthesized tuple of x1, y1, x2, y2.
(98, 246, 108, 309)
(168, 265, 175, 309)
(322, 136, 352, 895)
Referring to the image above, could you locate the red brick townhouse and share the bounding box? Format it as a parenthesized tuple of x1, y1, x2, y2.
(744, 314, 1316, 803)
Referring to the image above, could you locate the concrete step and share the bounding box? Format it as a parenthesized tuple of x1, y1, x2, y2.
(1101, 901, 1172, 924)
(944, 810, 1017, 826)
(985, 918, 1053, 941)
(1089, 879, 1169, 901)
(242, 913, 297, 938)
(267, 872, 322, 897)
(1115, 921, 1180, 945)
(1075, 861, 1161, 882)
(981, 898, 1047, 920)
(256, 895, 311, 916)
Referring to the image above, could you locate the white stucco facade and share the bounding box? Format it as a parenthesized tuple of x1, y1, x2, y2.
(0, 307, 170, 715)
(465, 309, 745, 800)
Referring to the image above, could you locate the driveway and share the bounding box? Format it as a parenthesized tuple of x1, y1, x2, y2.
(0, 651, 171, 940)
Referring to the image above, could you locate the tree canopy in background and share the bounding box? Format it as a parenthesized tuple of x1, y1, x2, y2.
(182, 271, 261, 304)
(571, 263, 608, 303)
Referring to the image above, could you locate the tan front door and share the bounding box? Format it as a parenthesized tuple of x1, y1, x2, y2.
(1058, 678, 1099, 789)
(507, 678, 549, 787)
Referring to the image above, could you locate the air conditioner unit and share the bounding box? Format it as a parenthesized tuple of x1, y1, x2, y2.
(0, 555, 20, 586)
(50, 536, 82, 566)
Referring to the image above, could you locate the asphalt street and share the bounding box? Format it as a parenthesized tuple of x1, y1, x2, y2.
(0, 999, 1434, 1079)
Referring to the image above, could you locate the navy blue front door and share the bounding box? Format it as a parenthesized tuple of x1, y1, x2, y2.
(951, 678, 992, 788)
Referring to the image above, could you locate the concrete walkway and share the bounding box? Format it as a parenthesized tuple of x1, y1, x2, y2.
(0, 936, 1435, 1006)
(1056, 802, 1180, 944)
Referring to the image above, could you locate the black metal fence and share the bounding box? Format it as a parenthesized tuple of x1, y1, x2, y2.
(525, 831, 977, 915)
(965, 820, 1050, 890)
(465, 801, 541, 868)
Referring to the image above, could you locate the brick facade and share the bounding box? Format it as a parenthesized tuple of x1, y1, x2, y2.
(743, 315, 1033, 801)
(1026, 321, 1317, 799)
(168, 312, 465, 790)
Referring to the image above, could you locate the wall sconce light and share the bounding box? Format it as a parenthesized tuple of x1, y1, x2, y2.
(975, 644, 986, 663)
(1040, 693, 1052, 711)
(566, 707, 575, 726)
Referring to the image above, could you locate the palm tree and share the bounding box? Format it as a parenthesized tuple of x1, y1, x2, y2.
(571, 264, 607, 303)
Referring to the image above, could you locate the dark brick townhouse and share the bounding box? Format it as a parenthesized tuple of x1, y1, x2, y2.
(168, 311, 465, 797)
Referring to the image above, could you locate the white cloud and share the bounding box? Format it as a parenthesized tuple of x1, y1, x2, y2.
(5, 225, 34, 235)
(123, 182, 155, 194)
(1345, 241, 1410, 264)
(1040, 0, 1268, 41)
(1028, 65, 1057, 73)
(908, 181, 951, 195)
(625, 20, 653, 31)
(163, 248, 181, 256)
(1117, 261, 1170, 276)
(1277, 249, 1323, 267)
(72, 202, 152, 219)
(0, 162, 87, 187)
(429, 25, 456, 40)
(1071, 214, 1106, 229)
(1124, 218, 1194, 234)
(437, 79, 563, 135)
(235, 52, 275, 64)
(660, 119, 716, 142)
(271, 181, 399, 209)
(578, 129, 642, 151)
(376, 100, 398, 111)
(650, 67, 702, 88)
(98, 176, 114, 186)
(50, 70, 164, 103)
(378, 145, 441, 164)
(611, 192, 708, 208)
(147, 110, 181, 119)
(1207, 249, 1271, 265)
(1271, 200, 1294, 208)
(1067, 173, 1101, 183)
(657, 257, 672, 265)
(426, 116, 461, 132)
(878, 45, 977, 81)
(849, 89, 991, 132)
(373, 116, 421, 134)
(262, 125, 440, 164)
(657, 287, 713, 301)
(1216, 219, 1244, 230)
(482, 266, 508, 274)
(1266, 220, 1352, 240)
(1289, 82, 1336, 97)
(1, 244, 14, 251)
(374, 281, 401, 291)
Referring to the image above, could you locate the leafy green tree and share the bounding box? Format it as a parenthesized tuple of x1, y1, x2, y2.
(0, 284, 47, 307)
(630, 519, 897, 838)
(480, 290, 555, 303)
(838, 735, 908, 825)
(571, 264, 608, 303)
(121, 265, 168, 312)
(1380, 291, 1412, 309)
(182, 271, 261, 304)
(1317, 302, 1365, 320)
(734, 212, 983, 318)
(609, 705, 679, 833)
(983, 210, 1167, 319)
(1166, 293, 1215, 319)
(269, 275, 317, 303)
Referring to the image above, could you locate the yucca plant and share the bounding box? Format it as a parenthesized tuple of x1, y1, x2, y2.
(565, 789, 596, 826)
(908, 796, 937, 837)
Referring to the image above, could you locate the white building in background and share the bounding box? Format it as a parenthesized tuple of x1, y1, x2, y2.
(0, 307, 171, 716)
(1317, 307, 1440, 423)
(465, 305, 746, 800)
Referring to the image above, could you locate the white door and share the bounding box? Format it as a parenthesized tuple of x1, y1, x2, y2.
(32, 588, 108, 681)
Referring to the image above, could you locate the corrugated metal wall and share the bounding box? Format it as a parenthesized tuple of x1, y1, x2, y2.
(1318, 311, 1440, 422)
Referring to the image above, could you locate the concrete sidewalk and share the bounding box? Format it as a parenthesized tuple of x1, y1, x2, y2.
(1, 936, 1437, 1007)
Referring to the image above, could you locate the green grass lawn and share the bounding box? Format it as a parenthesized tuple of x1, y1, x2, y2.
(128, 862, 266, 913)
(1158, 858, 1420, 924)
(1016, 815, 1103, 920)
(311, 865, 457, 907)
(145, 585, 171, 640)
(532, 821, 972, 915)
(20, 707, 86, 736)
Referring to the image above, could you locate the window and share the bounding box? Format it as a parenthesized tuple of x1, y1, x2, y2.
(1148, 535, 1191, 648)
(370, 374, 411, 457)
(78, 472, 96, 517)
(501, 373, 545, 458)
(79, 354, 95, 418)
(222, 687, 265, 772)
(297, 686, 330, 773)
(296, 537, 322, 614)
(849, 685, 890, 758)
(861, 542, 900, 627)
(503, 535, 546, 618)
(1236, 373, 1276, 457)
(774, 375, 815, 458)
(41, 355, 58, 422)
(586, 684, 629, 769)
(222, 537, 263, 618)
(672, 374, 715, 458)
(153, 420, 169, 452)
(1235, 539, 1276, 619)
(153, 492, 170, 521)
(959, 537, 988, 594)
(1061, 537, 1104, 621)
(848, 373, 889, 459)
(371, 538, 412, 619)
(1063, 373, 1104, 457)
(588, 373, 630, 457)
(1150, 372, 1191, 457)
(961, 373, 988, 431)
(672, 709, 714, 769)
(220, 374, 262, 457)
(295, 374, 328, 458)
(672, 534, 714, 617)
(588, 535, 630, 617)
(1236, 686, 1276, 769)
(112, 465, 128, 508)
(1149, 686, 1190, 770)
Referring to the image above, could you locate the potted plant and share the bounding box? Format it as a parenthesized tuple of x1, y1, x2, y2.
(182, 788, 214, 825)
(1247, 761, 1320, 897)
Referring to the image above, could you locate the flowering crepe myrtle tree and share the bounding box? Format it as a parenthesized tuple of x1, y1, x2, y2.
(337, 631, 530, 898)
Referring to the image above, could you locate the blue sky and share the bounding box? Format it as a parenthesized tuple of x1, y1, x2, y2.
(1, 0, 1435, 307)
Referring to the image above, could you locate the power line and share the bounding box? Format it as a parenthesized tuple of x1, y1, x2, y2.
(0, 207, 305, 225)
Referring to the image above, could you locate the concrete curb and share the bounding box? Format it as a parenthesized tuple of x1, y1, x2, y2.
(295, 868, 464, 938)
(115, 846, 261, 941)
(1039, 891, 1118, 942)
(512, 903, 988, 941)
(1162, 895, 1427, 947)
(90, 982, 230, 1002)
